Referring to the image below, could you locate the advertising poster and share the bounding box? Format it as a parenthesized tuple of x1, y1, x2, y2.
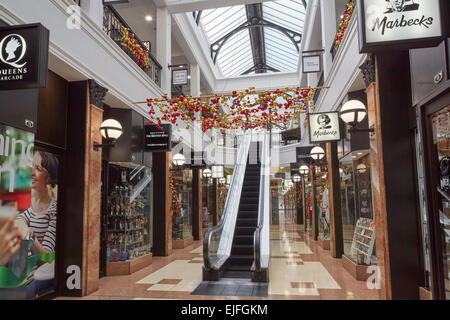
(0, 123, 59, 300)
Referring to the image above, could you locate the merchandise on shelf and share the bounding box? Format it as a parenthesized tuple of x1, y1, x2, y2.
(106, 165, 152, 262)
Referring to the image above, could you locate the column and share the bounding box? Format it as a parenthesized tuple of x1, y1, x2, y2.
(320, 0, 336, 80)
(157, 7, 172, 96)
(363, 54, 422, 299)
(190, 63, 201, 97)
(192, 168, 203, 240)
(302, 176, 307, 232)
(81, 0, 104, 28)
(310, 165, 318, 240)
(152, 152, 173, 256)
(296, 182, 304, 225)
(326, 142, 344, 258)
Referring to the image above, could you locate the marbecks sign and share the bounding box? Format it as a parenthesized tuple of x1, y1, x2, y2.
(357, 0, 444, 52)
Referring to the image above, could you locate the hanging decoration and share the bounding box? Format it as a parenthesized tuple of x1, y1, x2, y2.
(136, 86, 328, 132)
(120, 25, 150, 69)
(334, 1, 355, 52)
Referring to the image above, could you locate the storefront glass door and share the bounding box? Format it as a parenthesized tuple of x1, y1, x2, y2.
(430, 105, 450, 300)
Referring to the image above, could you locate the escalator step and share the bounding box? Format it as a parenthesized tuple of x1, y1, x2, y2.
(231, 245, 254, 255)
(222, 270, 252, 279)
(235, 227, 256, 235)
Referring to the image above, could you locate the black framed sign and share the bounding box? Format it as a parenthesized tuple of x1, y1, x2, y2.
(290, 163, 300, 176)
(190, 151, 206, 167)
(144, 124, 172, 152)
(357, 0, 445, 53)
(308, 111, 341, 143)
(296, 146, 313, 164)
(0, 23, 49, 90)
(302, 55, 321, 73)
(281, 126, 301, 142)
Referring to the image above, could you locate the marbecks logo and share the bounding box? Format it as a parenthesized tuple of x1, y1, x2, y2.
(0, 34, 27, 68)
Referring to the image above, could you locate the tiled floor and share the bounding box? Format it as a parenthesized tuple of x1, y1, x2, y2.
(56, 214, 380, 300)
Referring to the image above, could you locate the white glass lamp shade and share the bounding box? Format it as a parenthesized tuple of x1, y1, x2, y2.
(172, 153, 186, 166)
(203, 168, 212, 178)
(357, 163, 367, 174)
(340, 100, 367, 125)
(292, 175, 301, 183)
(100, 119, 123, 140)
(219, 177, 226, 184)
(226, 174, 232, 184)
(310, 146, 325, 160)
(212, 165, 224, 178)
(299, 165, 309, 175)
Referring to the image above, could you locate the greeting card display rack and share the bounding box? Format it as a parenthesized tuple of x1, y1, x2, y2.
(350, 217, 376, 265)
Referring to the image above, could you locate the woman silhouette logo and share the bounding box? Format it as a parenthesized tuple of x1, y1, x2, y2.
(0, 33, 27, 68)
(317, 114, 332, 129)
(385, 0, 420, 13)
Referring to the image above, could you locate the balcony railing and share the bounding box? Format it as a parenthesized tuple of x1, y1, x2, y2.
(103, 5, 162, 87)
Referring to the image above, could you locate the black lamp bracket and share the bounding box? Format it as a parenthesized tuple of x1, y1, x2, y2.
(93, 140, 116, 151)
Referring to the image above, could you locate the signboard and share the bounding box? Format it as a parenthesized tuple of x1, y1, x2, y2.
(290, 163, 300, 176)
(281, 127, 301, 142)
(296, 146, 312, 164)
(190, 151, 206, 167)
(0, 23, 49, 90)
(302, 55, 321, 73)
(172, 69, 188, 85)
(308, 112, 341, 143)
(144, 124, 172, 152)
(357, 0, 445, 53)
(274, 172, 285, 180)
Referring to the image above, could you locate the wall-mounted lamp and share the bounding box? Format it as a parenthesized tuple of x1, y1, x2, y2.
(339, 100, 374, 134)
(292, 175, 301, 183)
(94, 119, 123, 151)
(172, 153, 186, 166)
(299, 165, 309, 175)
(203, 168, 212, 178)
(219, 177, 226, 184)
(357, 163, 367, 174)
(310, 146, 325, 161)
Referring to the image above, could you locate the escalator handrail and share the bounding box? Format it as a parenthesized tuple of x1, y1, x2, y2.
(254, 131, 271, 272)
(203, 133, 252, 271)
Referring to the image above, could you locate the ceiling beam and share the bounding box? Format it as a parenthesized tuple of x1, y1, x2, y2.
(158, 0, 277, 14)
(246, 4, 266, 74)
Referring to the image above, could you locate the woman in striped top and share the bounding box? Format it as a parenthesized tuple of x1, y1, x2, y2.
(18, 151, 58, 298)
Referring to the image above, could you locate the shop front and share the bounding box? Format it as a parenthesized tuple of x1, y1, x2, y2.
(100, 106, 154, 276)
(410, 38, 450, 300)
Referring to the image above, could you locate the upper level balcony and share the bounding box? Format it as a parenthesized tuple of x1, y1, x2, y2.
(103, 5, 162, 87)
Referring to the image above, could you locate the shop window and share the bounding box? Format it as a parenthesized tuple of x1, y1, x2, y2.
(172, 169, 193, 240)
(316, 166, 330, 241)
(430, 106, 450, 299)
(105, 163, 153, 264)
(340, 150, 375, 264)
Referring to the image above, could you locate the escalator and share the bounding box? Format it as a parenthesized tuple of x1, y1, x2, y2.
(223, 143, 261, 279)
(203, 132, 270, 283)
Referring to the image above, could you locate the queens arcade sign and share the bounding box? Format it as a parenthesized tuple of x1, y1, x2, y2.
(0, 23, 49, 90)
(357, 0, 446, 53)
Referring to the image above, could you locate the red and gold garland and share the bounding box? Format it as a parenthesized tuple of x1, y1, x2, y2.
(120, 25, 150, 69)
(143, 86, 322, 132)
(334, 1, 355, 52)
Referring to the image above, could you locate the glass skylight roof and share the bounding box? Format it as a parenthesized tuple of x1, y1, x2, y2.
(200, 0, 307, 77)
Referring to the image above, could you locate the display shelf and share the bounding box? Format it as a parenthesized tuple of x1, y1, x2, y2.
(106, 164, 152, 264)
(350, 218, 376, 265)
